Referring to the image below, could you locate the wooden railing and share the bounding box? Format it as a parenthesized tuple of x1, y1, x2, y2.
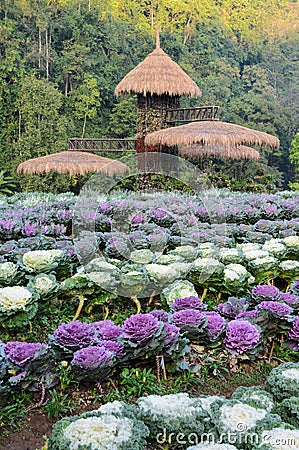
(68, 138, 136, 152)
(165, 105, 219, 124)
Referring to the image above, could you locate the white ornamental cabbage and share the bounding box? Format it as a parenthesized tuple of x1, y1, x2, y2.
(279, 260, 299, 281)
(244, 250, 271, 262)
(23, 250, 64, 272)
(162, 280, 198, 306)
(237, 243, 262, 253)
(260, 428, 299, 450)
(197, 396, 225, 415)
(171, 245, 199, 262)
(220, 248, 245, 265)
(281, 368, 299, 381)
(219, 403, 267, 431)
(199, 243, 219, 259)
(0, 286, 32, 311)
(249, 256, 278, 271)
(138, 393, 201, 419)
(145, 264, 178, 285)
(0, 262, 17, 281)
(63, 415, 132, 450)
(262, 239, 286, 258)
(130, 249, 153, 264)
(33, 275, 56, 295)
(98, 401, 124, 415)
(284, 236, 299, 249)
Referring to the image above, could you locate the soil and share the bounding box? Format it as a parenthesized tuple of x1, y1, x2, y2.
(0, 411, 54, 450)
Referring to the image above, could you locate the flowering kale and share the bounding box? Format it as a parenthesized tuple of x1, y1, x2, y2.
(50, 321, 98, 356)
(92, 321, 122, 341)
(224, 320, 262, 357)
(256, 301, 293, 317)
(149, 310, 169, 322)
(101, 340, 125, 358)
(251, 285, 280, 303)
(72, 346, 113, 369)
(172, 309, 206, 328)
(122, 314, 160, 344)
(204, 312, 226, 340)
(287, 316, 299, 350)
(217, 297, 249, 319)
(280, 293, 299, 308)
(172, 296, 206, 311)
(163, 323, 180, 347)
(71, 346, 115, 381)
(236, 310, 260, 320)
(4, 342, 48, 367)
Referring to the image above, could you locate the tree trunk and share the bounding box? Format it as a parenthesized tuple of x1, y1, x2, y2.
(18, 111, 21, 140)
(38, 28, 42, 70)
(82, 113, 87, 138)
(45, 28, 49, 79)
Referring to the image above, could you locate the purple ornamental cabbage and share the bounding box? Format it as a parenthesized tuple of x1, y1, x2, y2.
(236, 310, 260, 320)
(224, 320, 261, 355)
(149, 310, 169, 322)
(251, 285, 280, 303)
(4, 342, 47, 367)
(217, 297, 249, 319)
(72, 346, 113, 369)
(256, 301, 293, 317)
(101, 340, 124, 357)
(280, 293, 299, 307)
(172, 309, 206, 328)
(204, 312, 226, 338)
(54, 321, 98, 350)
(122, 314, 160, 343)
(163, 323, 180, 347)
(92, 321, 122, 341)
(287, 317, 299, 350)
(172, 296, 206, 311)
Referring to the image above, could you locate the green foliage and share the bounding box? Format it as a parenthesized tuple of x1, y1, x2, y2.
(0, 171, 18, 196)
(45, 389, 75, 418)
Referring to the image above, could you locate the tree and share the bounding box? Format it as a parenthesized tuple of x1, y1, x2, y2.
(69, 75, 101, 138)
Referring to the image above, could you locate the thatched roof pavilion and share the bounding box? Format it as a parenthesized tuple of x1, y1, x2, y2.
(144, 121, 279, 150)
(115, 34, 201, 98)
(17, 151, 130, 176)
(179, 143, 261, 161)
(115, 33, 202, 154)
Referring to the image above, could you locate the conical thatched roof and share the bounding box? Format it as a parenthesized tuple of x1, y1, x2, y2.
(115, 37, 201, 97)
(144, 121, 279, 149)
(17, 151, 130, 176)
(179, 143, 261, 161)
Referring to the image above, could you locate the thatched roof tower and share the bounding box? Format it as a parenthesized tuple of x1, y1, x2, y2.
(115, 32, 201, 150)
(17, 151, 130, 176)
(115, 34, 201, 98)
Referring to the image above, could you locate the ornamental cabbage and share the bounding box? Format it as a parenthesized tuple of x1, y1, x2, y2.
(162, 280, 198, 307)
(266, 362, 299, 401)
(224, 320, 262, 358)
(50, 321, 98, 357)
(47, 410, 149, 450)
(23, 249, 64, 272)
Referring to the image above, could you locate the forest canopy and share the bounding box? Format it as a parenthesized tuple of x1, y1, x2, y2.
(1, 0, 298, 191)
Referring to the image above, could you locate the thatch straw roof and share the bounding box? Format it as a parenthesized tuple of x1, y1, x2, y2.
(17, 151, 130, 176)
(144, 121, 280, 149)
(115, 37, 201, 97)
(179, 143, 261, 161)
